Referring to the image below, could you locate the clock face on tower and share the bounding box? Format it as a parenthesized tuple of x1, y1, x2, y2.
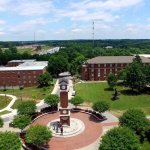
(62, 110, 67, 114)
(61, 85, 66, 90)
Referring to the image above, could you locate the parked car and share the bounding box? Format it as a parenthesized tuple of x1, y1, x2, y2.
(72, 91, 76, 96)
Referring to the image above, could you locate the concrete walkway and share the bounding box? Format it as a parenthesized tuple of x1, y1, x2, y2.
(51, 79, 74, 100)
(0, 94, 17, 112)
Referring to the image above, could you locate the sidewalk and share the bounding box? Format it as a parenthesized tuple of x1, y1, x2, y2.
(0, 94, 17, 113)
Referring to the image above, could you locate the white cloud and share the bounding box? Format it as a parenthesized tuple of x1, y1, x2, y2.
(9, 18, 49, 34)
(0, 20, 6, 25)
(14, 0, 54, 16)
(0, 31, 5, 35)
(71, 28, 82, 33)
(55, 29, 66, 34)
(0, 0, 10, 11)
(70, 0, 143, 11)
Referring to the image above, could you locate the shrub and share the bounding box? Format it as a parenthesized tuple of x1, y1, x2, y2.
(26, 125, 52, 147)
(0, 118, 3, 128)
(70, 96, 84, 108)
(17, 101, 36, 116)
(119, 109, 149, 141)
(44, 94, 59, 107)
(12, 115, 31, 131)
(100, 127, 140, 150)
(92, 101, 110, 113)
(0, 131, 21, 150)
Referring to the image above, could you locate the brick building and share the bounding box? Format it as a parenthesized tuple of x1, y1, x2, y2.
(0, 60, 48, 88)
(82, 56, 150, 81)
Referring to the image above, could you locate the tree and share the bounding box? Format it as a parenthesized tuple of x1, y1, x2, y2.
(0, 131, 21, 150)
(133, 54, 142, 64)
(144, 64, 150, 85)
(99, 127, 140, 150)
(107, 73, 117, 89)
(117, 69, 127, 81)
(125, 60, 146, 92)
(25, 125, 52, 147)
(119, 109, 149, 140)
(12, 115, 31, 132)
(70, 96, 84, 108)
(0, 118, 3, 128)
(44, 94, 59, 107)
(17, 101, 36, 116)
(48, 55, 69, 77)
(9, 46, 17, 54)
(92, 101, 110, 114)
(37, 72, 53, 87)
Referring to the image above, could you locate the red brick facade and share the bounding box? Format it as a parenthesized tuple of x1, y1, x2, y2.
(82, 63, 127, 81)
(0, 69, 46, 87)
(0, 60, 47, 88)
(82, 56, 150, 81)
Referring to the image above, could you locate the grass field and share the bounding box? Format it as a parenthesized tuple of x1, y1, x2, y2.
(74, 82, 150, 115)
(141, 141, 150, 150)
(0, 96, 11, 109)
(17, 48, 33, 54)
(0, 86, 53, 109)
(0, 110, 11, 116)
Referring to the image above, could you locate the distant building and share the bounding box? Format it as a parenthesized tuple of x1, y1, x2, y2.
(82, 56, 150, 81)
(0, 60, 48, 88)
(137, 54, 150, 59)
(38, 47, 60, 55)
(105, 46, 113, 49)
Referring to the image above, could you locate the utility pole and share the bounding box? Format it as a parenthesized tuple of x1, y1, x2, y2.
(92, 19, 103, 47)
(34, 32, 36, 43)
(92, 21, 95, 47)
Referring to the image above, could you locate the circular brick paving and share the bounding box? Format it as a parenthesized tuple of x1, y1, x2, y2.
(32, 112, 102, 150)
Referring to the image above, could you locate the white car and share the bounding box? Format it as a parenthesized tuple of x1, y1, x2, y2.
(72, 91, 76, 96)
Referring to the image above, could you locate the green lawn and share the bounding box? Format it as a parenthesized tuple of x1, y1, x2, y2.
(141, 141, 150, 150)
(17, 48, 33, 54)
(0, 86, 53, 109)
(74, 82, 150, 115)
(0, 110, 11, 116)
(0, 96, 11, 109)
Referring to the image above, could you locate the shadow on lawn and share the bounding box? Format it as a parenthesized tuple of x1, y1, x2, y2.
(120, 89, 141, 96)
(104, 88, 114, 92)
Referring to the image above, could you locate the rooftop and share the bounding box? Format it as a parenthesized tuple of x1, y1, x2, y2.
(86, 56, 150, 64)
(0, 61, 48, 71)
(8, 59, 36, 63)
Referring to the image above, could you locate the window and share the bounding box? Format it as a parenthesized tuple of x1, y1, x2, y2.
(34, 76, 36, 78)
(98, 69, 100, 73)
(110, 64, 112, 67)
(110, 69, 112, 73)
(91, 73, 94, 77)
(104, 64, 106, 67)
(91, 69, 94, 72)
(115, 64, 117, 67)
(85, 68, 87, 72)
(98, 64, 100, 67)
(91, 64, 94, 68)
(28, 76, 31, 79)
(98, 73, 100, 77)
(29, 81, 31, 83)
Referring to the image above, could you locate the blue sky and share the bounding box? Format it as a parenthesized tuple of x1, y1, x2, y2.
(0, 0, 150, 41)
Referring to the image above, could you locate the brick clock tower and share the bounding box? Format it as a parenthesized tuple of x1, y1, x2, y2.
(59, 78, 70, 126)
